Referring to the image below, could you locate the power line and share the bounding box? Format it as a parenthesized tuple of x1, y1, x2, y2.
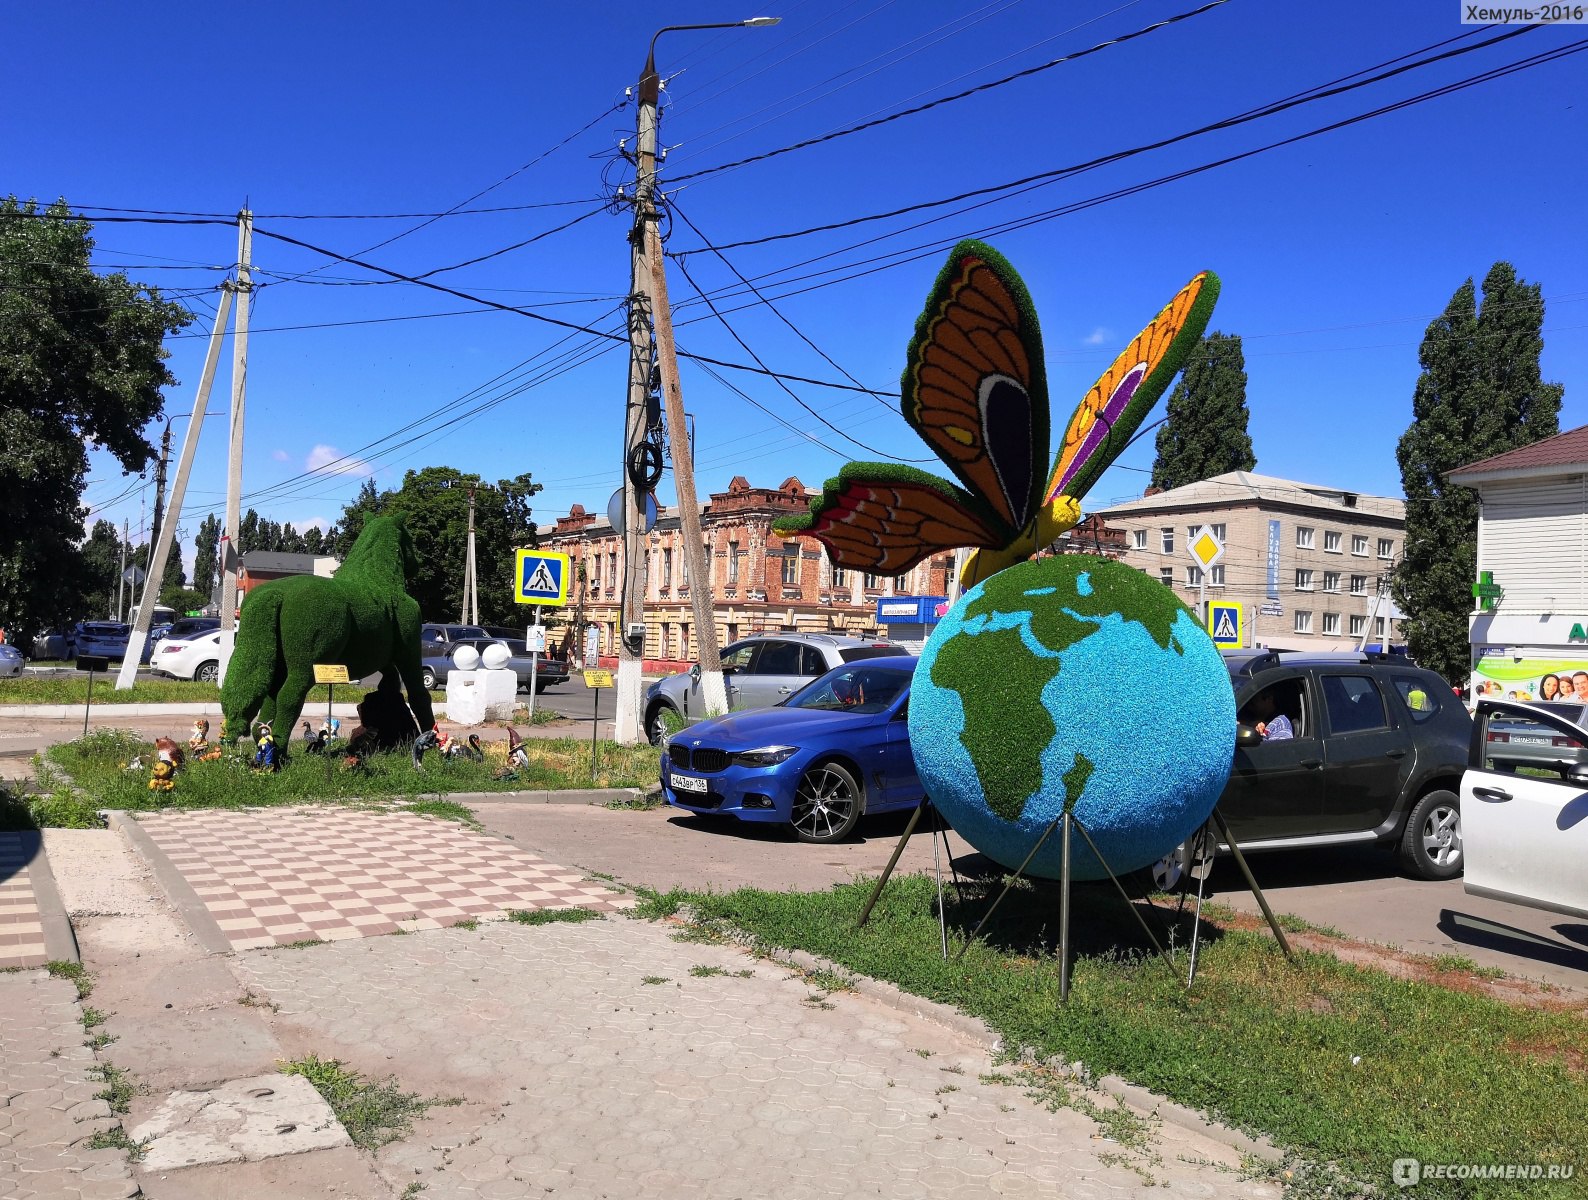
(682, 23, 1548, 254)
(670, 0, 1234, 184)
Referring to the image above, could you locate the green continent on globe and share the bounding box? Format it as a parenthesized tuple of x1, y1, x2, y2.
(1060, 752, 1094, 814)
(1060, 566, 1188, 653)
(931, 625, 1061, 820)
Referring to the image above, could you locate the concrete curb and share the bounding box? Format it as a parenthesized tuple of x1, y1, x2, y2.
(2, 702, 369, 719)
(19, 831, 80, 964)
(106, 811, 233, 956)
(448, 787, 649, 807)
(747, 943, 1281, 1166)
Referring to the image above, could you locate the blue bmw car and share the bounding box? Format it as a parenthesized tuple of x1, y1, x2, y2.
(660, 656, 924, 843)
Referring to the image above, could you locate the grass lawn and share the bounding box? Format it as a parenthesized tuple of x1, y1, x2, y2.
(0, 675, 451, 707)
(645, 876, 1588, 1198)
(31, 727, 659, 820)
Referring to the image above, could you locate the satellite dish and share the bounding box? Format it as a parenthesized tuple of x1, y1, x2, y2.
(606, 488, 657, 535)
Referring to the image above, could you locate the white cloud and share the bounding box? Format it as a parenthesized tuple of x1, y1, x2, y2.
(1084, 327, 1110, 346)
(300, 515, 331, 533)
(272, 449, 290, 462)
(306, 444, 374, 477)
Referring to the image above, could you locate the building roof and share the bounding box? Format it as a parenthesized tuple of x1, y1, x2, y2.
(1097, 471, 1404, 520)
(239, 551, 328, 573)
(1448, 423, 1588, 482)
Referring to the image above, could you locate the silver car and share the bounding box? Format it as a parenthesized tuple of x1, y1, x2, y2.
(1482, 700, 1588, 777)
(642, 632, 909, 744)
(0, 642, 23, 678)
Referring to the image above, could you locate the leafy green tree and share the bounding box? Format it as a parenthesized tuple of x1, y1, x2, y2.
(80, 519, 125, 620)
(192, 514, 221, 598)
(332, 478, 383, 558)
(301, 525, 326, 555)
(1395, 262, 1564, 684)
(159, 586, 208, 614)
(238, 509, 261, 555)
(0, 198, 192, 644)
(1150, 332, 1257, 491)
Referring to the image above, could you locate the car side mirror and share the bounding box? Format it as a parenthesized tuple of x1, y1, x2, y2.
(1568, 764, 1588, 786)
(690, 663, 701, 683)
(1235, 724, 1263, 749)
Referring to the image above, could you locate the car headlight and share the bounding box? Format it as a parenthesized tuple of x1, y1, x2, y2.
(732, 745, 798, 768)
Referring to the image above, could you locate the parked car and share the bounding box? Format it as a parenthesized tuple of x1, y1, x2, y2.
(150, 616, 222, 660)
(29, 626, 79, 661)
(1149, 650, 1471, 889)
(660, 656, 922, 843)
(152, 630, 224, 683)
(1462, 698, 1588, 919)
(420, 638, 569, 692)
(421, 623, 487, 646)
(75, 622, 155, 665)
(643, 633, 910, 744)
(1478, 700, 1588, 774)
(0, 642, 22, 678)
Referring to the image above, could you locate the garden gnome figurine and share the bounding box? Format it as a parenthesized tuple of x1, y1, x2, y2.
(253, 723, 280, 773)
(188, 718, 211, 756)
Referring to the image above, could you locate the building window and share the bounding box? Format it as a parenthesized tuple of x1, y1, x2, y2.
(864, 572, 882, 589)
(728, 541, 740, 584)
(1210, 523, 1226, 541)
(663, 548, 673, 587)
(1296, 526, 1315, 549)
(1323, 612, 1341, 636)
(1324, 530, 1342, 553)
(1323, 571, 1340, 593)
(1132, 529, 1147, 551)
(1349, 614, 1366, 637)
(1187, 566, 1203, 586)
(1294, 610, 1313, 634)
(659, 622, 670, 658)
(590, 557, 600, 589)
(1159, 567, 1173, 585)
(893, 575, 906, 591)
(1378, 538, 1394, 560)
(1295, 568, 1314, 591)
(1210, 564, 1225, 586)
(831, 565, 846, 589)
(1161, 527, 1174, 553)
(1352, 535, 1368, 556)
(1350, 574, 1367, 595)
(781, 554, 799, 586)
(1375, 616, 1387, 636)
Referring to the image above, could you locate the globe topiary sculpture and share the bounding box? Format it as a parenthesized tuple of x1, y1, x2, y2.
(220, 514, 435, 749)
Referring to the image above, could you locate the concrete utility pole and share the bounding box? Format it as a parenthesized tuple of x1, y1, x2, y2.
(218, 209, 253, 686)
(116, 519, 128, 620)
(149, 421, 172, 567)
(612, 21, 778, 741)
(116, 287, 236, 688)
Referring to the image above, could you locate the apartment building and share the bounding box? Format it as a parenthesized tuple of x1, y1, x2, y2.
(1097, 471, 1406, 649)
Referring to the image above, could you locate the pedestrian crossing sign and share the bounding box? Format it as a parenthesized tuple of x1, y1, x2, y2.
(1208, 601, 1242, 648)
(513, 549, 570, 606)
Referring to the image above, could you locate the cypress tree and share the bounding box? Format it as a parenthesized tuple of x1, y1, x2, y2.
(1395, 262, 1563, 684)
(1150, 332, 1257, 491)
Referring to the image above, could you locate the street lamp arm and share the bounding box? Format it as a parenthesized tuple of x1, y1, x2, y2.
(642, 17, 780, 101)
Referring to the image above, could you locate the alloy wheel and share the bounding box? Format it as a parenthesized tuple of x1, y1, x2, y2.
(1419, 802, 1462, 870)
(791, 763, 860, 843)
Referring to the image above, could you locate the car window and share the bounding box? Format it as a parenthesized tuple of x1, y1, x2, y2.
(1482, 707, 1588, 779)
(839, 645, 909, 663)
(1237, 680, 1307, 739)
(800, 646, 827, 677)
(1391, 675, 1440, 723)
(421, 628, 443, 643)
(752, 640, 803, 676)
(1321, 674, 1388, 734)
(787, 666, 908, 714)
(719, 643, 758, 673)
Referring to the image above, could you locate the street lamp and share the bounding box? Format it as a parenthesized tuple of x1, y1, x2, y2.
(614, 15, 780, 745)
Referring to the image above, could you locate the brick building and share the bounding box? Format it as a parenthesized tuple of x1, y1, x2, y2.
(543, 476, 955, 671)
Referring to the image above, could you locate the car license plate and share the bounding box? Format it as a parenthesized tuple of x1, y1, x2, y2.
(1511, 735, 1550, 746)
(671, 773, 709, 794)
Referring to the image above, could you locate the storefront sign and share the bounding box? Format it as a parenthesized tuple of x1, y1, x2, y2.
(1472, 652, 1588, 702)
(1471, 571, 1503, 612)
(1266, 520, 1281, 600)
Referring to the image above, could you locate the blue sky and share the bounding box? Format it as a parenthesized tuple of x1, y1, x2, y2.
(6, 1, 1586, 578)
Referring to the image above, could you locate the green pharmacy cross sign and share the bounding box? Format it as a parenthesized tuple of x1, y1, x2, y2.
(1472, 571, 1504, 612)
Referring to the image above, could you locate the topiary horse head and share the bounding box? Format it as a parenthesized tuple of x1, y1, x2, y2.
(220, 514, 435, 747)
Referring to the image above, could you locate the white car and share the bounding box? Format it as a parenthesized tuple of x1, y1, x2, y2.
(152, 631, 224, 684)
(1462, 698, 1588, 919)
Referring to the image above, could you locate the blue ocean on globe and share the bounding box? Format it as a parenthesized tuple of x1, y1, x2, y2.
(908, 555, 1235, 881)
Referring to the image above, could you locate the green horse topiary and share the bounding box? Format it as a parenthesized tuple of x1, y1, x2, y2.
(220, 514, 435, 747)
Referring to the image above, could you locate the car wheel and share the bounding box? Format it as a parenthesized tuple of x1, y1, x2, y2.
(791, 761, 863, 844)
(421, 666, 437, 691)
(1399, 789, 1463, 880)
(645, 704, 683, 746)
(194, 661, 219, 684)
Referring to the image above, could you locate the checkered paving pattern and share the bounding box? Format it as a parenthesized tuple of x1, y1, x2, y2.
(134, 808, 634, 951)
(0, 832, 48, 969)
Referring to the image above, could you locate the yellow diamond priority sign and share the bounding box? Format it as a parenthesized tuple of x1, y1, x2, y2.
(1188, 525, 1224, 570)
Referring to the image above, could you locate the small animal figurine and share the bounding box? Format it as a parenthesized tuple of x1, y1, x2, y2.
(148, 759, 175, 792)
(253, 723, 279, 773)
(462, 733, 484, 762)
(302, 720, 329, 755)
(122, 755, 144, 772)
(154, 736, 186, 773)
(188, 718, 212, 756)
(411, 725, 440, 771)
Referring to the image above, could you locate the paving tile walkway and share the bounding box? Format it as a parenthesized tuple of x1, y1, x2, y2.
(0, 970, 138, 1199)
(0, 834, 47, 971)
(134, 807, 632, 951)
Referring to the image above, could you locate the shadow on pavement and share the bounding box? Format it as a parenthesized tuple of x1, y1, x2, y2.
(660, 805, 924, 846)
(1202, 843, 1404, 894)
(1436, 909, 1588, 976)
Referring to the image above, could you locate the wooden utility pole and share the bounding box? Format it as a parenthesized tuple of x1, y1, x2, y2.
(149, 421, 172, 565)
(116, 287, 236, 688)
(116, 519, 128, 620)
(218, 209, 253, 685)
(634, 47, 726, 727)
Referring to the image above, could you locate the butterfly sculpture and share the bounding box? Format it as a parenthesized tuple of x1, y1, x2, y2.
(772, 240, 1219, 588)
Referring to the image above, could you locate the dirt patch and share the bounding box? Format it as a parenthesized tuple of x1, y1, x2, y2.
(1502, 1034, 1588, 1075)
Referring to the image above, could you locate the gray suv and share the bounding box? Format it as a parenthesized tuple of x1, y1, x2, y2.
(643, 633, 908, 743)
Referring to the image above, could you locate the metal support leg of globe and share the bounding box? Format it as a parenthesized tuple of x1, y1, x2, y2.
(930, 803, 949, 960)
(1187, 849, 1209, 987)
(1069, 815, 1177, 981)
(1210, 808, 1294, 960)
(1059, 812, 1072, 1004)
(856, 801, 927, 928)
(954, 810, 1066, 962)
